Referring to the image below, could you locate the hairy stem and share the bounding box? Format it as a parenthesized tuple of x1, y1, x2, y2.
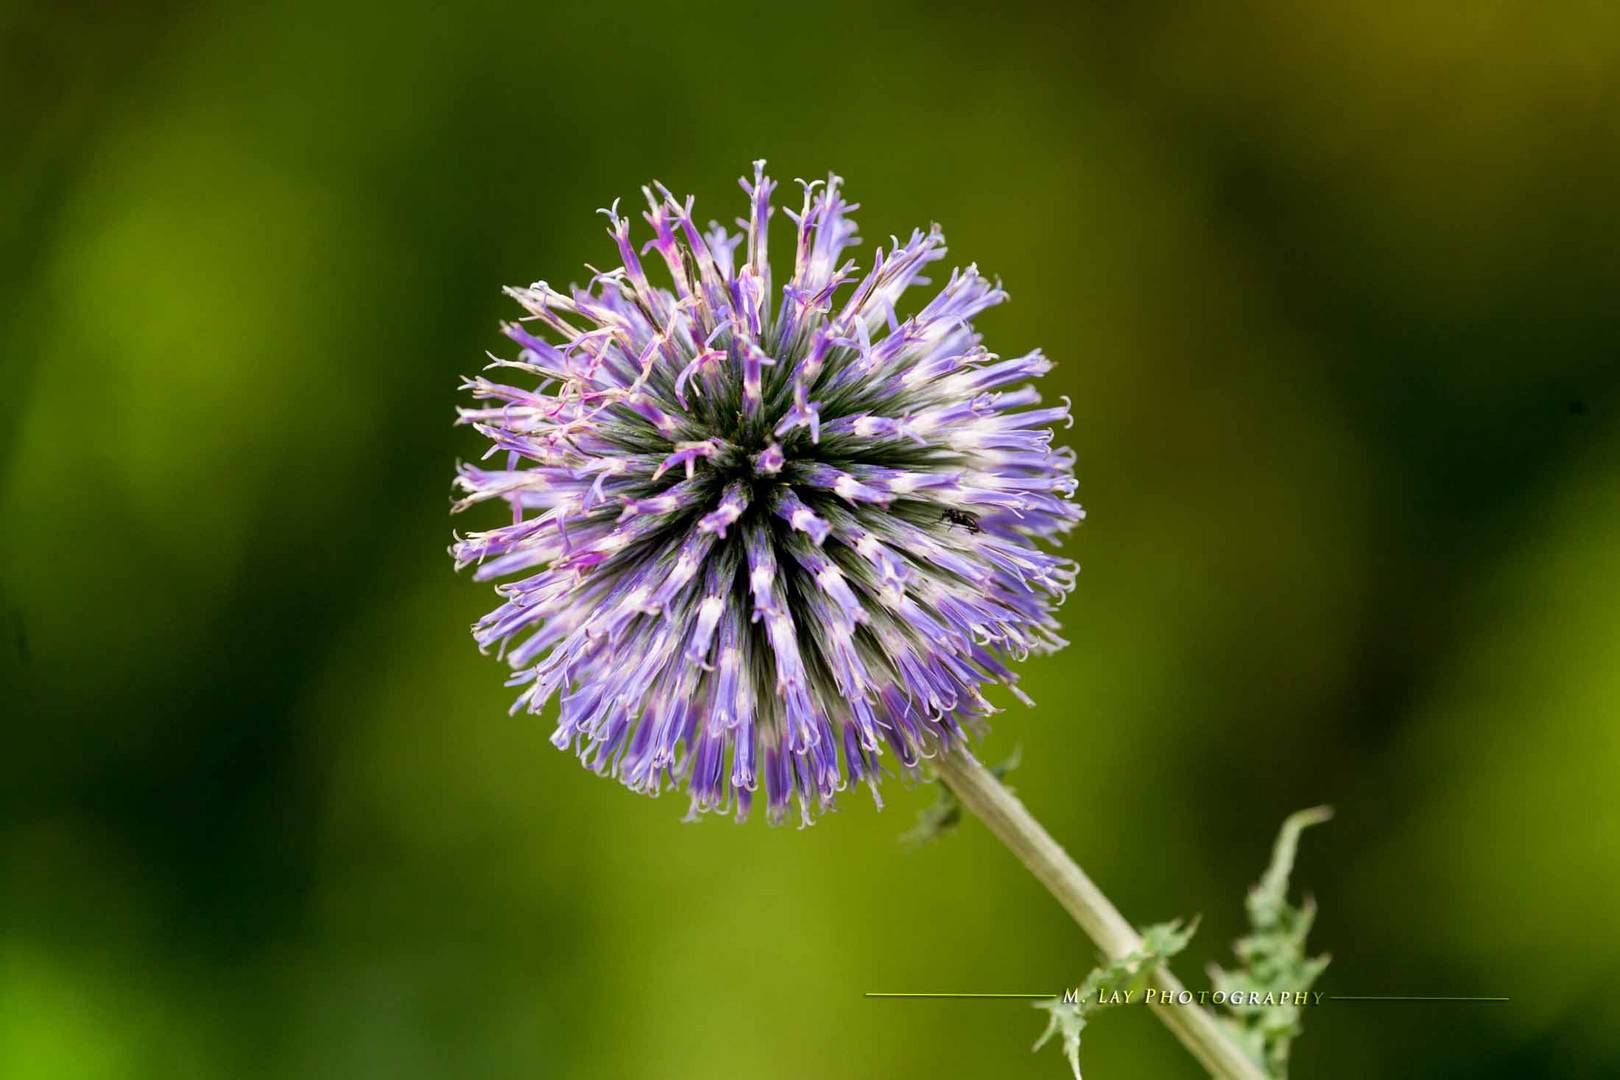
(931, 747, 1265, 1080)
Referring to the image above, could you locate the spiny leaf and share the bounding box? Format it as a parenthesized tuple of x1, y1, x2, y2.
(1210, 806, 1333, 1078)
(1033, 918, 1197, 1080)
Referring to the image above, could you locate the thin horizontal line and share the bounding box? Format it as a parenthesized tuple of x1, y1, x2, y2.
(864, 992, 1056, 999)
(1328, 995, 1510, 1002)
(864, 992, 1510, 1003)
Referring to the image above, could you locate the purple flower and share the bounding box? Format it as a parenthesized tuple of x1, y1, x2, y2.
(451, 162, 1081, 824)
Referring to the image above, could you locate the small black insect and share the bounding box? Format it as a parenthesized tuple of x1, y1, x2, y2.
(940, 508, 982, 533)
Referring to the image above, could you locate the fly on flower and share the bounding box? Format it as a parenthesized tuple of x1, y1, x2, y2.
(450, 162, 1082, 824)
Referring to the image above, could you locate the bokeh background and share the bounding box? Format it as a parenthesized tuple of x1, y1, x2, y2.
(5, 2, 1619, 1076)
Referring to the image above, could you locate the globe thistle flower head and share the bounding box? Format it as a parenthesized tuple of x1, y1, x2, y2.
(452, 162, 1081, 824)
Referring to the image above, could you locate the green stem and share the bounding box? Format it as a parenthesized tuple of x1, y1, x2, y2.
(931, 747, 1266, 1080)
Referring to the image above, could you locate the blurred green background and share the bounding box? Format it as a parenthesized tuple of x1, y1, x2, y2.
(4, 2, 1619, 1076)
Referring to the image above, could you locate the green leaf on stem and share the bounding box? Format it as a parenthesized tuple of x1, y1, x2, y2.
(1033, 918, 1199, 1080)
(1210, 806, 1333, 1078)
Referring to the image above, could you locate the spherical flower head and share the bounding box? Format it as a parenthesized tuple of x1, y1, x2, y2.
(451, 162, 1081, 824)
